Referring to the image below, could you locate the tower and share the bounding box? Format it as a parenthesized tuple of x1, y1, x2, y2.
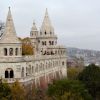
(30, 21, 38, 54)
(38, 9, 57, 55)
(0, 7, 22, 58)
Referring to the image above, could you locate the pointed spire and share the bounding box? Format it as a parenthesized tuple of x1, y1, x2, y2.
(5, 6, 16, 35)
(0, 7, 21, 43)
(45, 8, 49, 17)
(31, 21, 37, 31)
(40, 8, 54, 34)
(30, 21, 38, 37)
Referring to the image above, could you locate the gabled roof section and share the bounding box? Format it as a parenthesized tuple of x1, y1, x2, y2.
(0, 7, 21, 44)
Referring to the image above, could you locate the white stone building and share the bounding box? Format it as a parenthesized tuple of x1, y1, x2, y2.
(0, 7, 67, 87)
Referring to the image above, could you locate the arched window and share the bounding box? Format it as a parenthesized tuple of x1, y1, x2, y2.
(52, 41, 54, 45)
(49, 41, 51, 45)
(46, 63, 48, 69)
(10, 70, 14, 78)
(42, 41, 45, 45)
(32, 66, 34, 73)
(42, 64, 44, 70)
(62, 61, 65, 66)
(40, 63, 42, 71)
(5, 69, 14, 78)
(29, 65, 31, 74)
(31, 33, 33, 36)
(40, 32, 42, 35)
(45, 41, 46, 45)
(5, 70, 9, 78)
(45, 31, 47, 35)
(4, 48, 7, 56)
(38, 40, 40, 43)
(9, 48, 13, 56)
(15, 48, 18, 55)
(35, 64, 38, 73)
(26, 67, 28, 76)
(21, 67, 24, 77)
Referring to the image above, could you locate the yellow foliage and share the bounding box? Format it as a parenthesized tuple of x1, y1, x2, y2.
(19, 37, 34, 55)
(11, 81, 25, 100)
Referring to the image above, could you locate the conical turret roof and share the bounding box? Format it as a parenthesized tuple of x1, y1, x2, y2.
(40, 8, 54, 34)
(0, 7, 21, 44)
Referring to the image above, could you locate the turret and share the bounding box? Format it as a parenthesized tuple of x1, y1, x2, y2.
(30, 22, 38, 38)
(0, 7, 22, 58)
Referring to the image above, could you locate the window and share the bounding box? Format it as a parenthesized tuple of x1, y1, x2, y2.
(42, 41, 45, 45)
(45, 31, 47, 35)
(21, 67, 24, 77)
(40, 32, 42, 35)
(10, 70, 14, 78)
(35, 64, 38, 73)
(15, 48, 18, 55)
(55, 50, 57, 54)
(5, 69, 14, 78)
(52, 41, 54, 45)
(49, 41, 51, 45)
(62, 61, 65, 66)
(26, 67, 28, 76)
(42, 41, 46, 46)
(29, 65, 31, 74)
(4, 48, 7, 56)
(9, 48, 13, 56)
(30, 32, 33, 36)
(5, 70, 8, 78)
(45, 41, 46, 45)
(32, 66, 34, 73)
(38, 40, 40, 43)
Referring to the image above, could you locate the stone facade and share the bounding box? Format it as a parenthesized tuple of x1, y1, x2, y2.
(0, 7, 67, 88)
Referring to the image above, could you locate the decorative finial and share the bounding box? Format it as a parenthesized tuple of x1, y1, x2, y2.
(45, 8, 48, 17)
(9, 6, 10, 10)
(46, 8, 48, 12)
(33, 20, 35, 25)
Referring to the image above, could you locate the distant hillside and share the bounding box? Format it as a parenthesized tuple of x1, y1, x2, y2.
(67, 47, 100, 65)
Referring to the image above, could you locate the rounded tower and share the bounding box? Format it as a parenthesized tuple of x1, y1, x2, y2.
(0, 7, 22, 60)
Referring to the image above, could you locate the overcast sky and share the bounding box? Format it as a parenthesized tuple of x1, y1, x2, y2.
(0, 0, 100, 50)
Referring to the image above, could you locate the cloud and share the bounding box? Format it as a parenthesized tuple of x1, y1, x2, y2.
(0, 0, 100, 50)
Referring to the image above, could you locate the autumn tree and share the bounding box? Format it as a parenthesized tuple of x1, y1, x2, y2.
(21, 37, 34, 55)
(11, 81, 25, 100)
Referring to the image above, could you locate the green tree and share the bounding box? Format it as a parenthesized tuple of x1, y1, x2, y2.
(67, 67, 83, 80)
(47, 79, 92, 100)
(0, 81, 11, 100)
(78, 64, 100, 100)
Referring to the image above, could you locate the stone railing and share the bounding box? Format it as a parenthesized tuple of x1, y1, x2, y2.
(4, 76, 34, 83)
